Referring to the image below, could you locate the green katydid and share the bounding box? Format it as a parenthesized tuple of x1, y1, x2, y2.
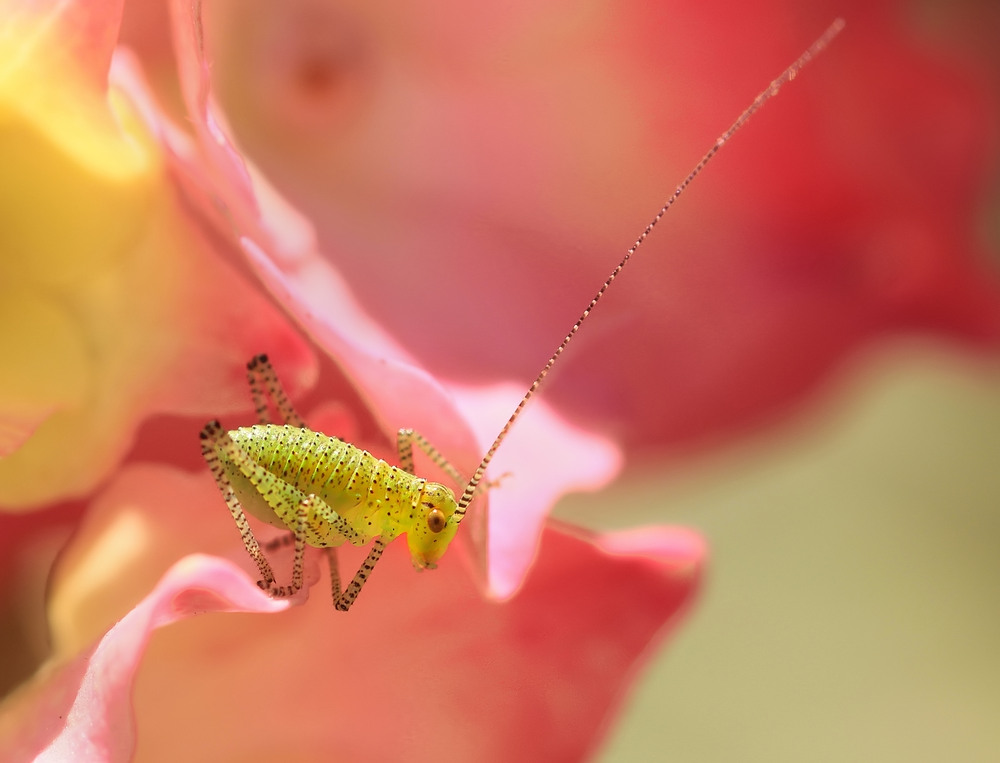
(200, 19, 845, 611)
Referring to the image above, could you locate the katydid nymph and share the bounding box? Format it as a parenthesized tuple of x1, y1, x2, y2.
(200, 19, 845, 611)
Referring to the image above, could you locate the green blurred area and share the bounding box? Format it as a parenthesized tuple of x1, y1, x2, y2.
(557, 342, 1000, 762)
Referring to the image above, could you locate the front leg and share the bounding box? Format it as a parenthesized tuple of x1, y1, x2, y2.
(396, 428, 466, 484)
(397, 428, 508, 493)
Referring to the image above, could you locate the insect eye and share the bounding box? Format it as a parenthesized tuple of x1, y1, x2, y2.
(427, 508, 446, 533)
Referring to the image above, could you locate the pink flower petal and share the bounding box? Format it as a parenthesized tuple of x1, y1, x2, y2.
(156, 0, 627, 593)
(19, 463, 703, 762)
(451, 382, 624, 597)
(1, 0, 123, 90)
(125, 524, 701, 761)
(0, 555, 286, 763)
(197, 1, 1000, 455)
(164, 0, 481, 478)
(166, 0, 484, 462)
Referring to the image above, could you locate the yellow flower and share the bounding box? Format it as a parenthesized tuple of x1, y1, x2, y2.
(0, 7, 312, 507)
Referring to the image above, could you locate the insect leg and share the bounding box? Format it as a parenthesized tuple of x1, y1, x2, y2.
(247, 498, 310, 598)
(324, 539, 388, 612)
(209, 428, 365, 546)
(246, 354, 307, 427)
(326, 547, 343, 604)
(203, 423, 365, 601)
(396, 428, 466, 483)
(261, 533, 295, 553)
(199, 420, 277, 589)
(266, 496, 309, 598)
(397, 428, 507, 492)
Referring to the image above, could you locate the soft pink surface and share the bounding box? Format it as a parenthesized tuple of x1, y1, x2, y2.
(197, 1, 1000, 453)
(0, 465, 703, 762)
(4, 2, 999, 761)
(0, 553, 288, 763)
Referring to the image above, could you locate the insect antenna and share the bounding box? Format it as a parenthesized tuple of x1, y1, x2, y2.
(453, 18, 845, 519)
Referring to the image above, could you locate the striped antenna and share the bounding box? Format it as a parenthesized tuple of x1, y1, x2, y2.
(454, 18, 846, 518)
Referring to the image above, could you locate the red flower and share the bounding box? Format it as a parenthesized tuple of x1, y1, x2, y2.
(2, 0, 997, 760)
(0, 1, 710, 759)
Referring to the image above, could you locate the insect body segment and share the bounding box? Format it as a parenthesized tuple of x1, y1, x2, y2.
(200, 357, 462, 610)
(203, 21, 845, 611)
(223, 425, 460, 562)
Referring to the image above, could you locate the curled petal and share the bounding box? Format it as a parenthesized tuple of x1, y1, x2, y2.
(0, 0, 314, 508)
(18, 463, 703, 762)
(450, 381, 624, 598)
(0, 555, 287, 763)
(160, 0, 626, 592)
(196, 1, 1000, 454)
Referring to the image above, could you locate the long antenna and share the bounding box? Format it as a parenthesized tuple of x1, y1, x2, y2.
(454, 18, 845, 518)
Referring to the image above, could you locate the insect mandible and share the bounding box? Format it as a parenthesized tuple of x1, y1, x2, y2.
(200, 19, 845, 612)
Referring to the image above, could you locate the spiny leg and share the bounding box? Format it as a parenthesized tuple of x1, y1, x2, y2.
(397, 428, 467, 483)
(200, 420, 276, 588)
(210, 424, 364, 546)
(326, 547, 344, 609)
(204, 421, 363, 600)
(266, 496, 309, 598)
(269, 491, 387, 600)
(238, 353, 307, 588)
(246, 354, 306, 427)
(325, 539, 388, 612)
(397, 428, 508, 492)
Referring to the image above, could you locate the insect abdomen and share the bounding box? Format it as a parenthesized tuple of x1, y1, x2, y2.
(225, 425, 425, 547)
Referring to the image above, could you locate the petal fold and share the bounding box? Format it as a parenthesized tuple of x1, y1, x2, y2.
(0, 555, 286, 763)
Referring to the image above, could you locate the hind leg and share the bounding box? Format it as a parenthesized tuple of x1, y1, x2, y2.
(246, 354, 306, 427)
